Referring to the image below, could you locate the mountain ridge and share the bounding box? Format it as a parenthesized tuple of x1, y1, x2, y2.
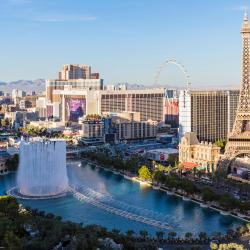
(0, 79, 46, 93)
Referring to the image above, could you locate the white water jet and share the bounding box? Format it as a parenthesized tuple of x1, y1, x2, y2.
(17, 139, 68, 197)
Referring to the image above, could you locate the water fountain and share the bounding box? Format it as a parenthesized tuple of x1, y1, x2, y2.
(8, 138, 69, 199)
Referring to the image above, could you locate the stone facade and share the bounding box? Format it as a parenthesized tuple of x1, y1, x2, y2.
(179, 132, 221, 172)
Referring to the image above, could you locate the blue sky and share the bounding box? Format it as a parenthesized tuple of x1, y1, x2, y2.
(0, 0, 249, 88)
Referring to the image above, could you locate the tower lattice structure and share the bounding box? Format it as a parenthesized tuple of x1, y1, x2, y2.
(224, 12, 250, 164)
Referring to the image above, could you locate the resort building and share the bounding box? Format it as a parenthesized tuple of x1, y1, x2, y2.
(79, 115, 104, 138)
(59, 64, 92, 80)
(103, 111, 141, 122)
(46, 64, 103, 103)
(46, 79, 103, 103)
(179, 90, 239, 142)
(29, 121, 66, 131)
(100, 88, 165, 122)
(50, 88, 166, 123)
(164, 89, 179, 126)
(114, 120, 157, 141)
(77, 112, 157, 142)
(179, 132, 221, 172)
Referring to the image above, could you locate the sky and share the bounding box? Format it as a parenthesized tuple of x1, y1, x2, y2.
(0, 0, 249, 88)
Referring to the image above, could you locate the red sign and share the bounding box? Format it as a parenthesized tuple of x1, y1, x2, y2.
(160, 153, 164, 161)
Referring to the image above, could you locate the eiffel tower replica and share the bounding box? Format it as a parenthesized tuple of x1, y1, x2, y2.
(223, 12, 250, 169)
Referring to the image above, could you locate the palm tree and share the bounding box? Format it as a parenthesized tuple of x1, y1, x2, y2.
(246, 223, 250, 232)
(126, 230, 135, 238)
(236, 226, 245, 235)
(3, 231, 23, 250)
(111, 229, 120, 235)
(226, 229, 235, 240)
(198, 232, 207, 242)
(193, 167, 197, 179)
(177, 164, 183, 177)
(168, 231, 177, 239)
(212, 231, 222, 240)
(185, 232, 193, 241)
(98, 226, 108, 236)
(156, 231, 164, 241)
(139, 230, 148, 240)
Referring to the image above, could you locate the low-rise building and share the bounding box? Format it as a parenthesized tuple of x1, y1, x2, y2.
(114, 118, 157, 141)
(146, 148, 178, 162)
(29, 121, 66, 131)
(79, 115, 104, 138)
(179, 132, 221, 172)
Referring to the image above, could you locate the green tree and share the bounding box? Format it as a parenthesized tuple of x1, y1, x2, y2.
(5, 154, 19, 171)
(153, 170, 166, 183)
(138, 165, 152, 181)
(213, 168, 227, 184)
(111, 228, 121, 235)
(217, 243, 245, 250)
(202, 187, 217, 202)
(212, 231, 222, 240)
(126, 156, 140, 172)
(4, 231, 24, 250)
(1, 118, 10, 128)
(210, 242, 218, 250)
(167, 154, 178, 167)
(198, 232, 207, 241)
(180, 179, 198, 194)
(214, 139, 226, 151)
(126, 230, 135, 238)
(168, 231, 177, 239)
(139, 230, 148, 240)
(164, 174, 179, 189)
(236, 226, 245, 235)
(218, 194, 233, 209)
(185, 232, 193, 240)
(156, 231, 164, 241)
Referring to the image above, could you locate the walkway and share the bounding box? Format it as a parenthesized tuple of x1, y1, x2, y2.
(69, 185, 172, 230)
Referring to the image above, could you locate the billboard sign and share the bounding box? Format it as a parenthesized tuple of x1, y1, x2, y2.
(65, 98, 86, 122)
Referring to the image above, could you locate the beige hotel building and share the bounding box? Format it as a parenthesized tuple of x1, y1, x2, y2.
(179, 89, 239, 142)
(50, 88, 166, 122)
(45, 64, 166, 123)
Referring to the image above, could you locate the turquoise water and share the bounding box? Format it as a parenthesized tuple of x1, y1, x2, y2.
(0, 161, 245, 236)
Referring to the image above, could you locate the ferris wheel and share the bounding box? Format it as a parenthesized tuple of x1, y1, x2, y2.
(154, 59, 191, 93)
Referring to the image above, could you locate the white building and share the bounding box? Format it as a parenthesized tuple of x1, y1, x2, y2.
(12, 89, 26, 98)
(146, 148, 178, 161)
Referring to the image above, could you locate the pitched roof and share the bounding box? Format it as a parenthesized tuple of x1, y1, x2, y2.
(184, 132, 199, 145)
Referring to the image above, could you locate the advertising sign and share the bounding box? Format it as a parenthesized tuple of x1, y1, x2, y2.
(65, 98, 86, 122)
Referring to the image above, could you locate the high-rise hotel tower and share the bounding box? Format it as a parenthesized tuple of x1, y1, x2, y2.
(179, 90, 239, 142)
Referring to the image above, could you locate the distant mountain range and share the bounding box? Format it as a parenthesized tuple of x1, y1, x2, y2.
(0, 80, 150, 94)
(0, 79, 239, 94)
(113, 82, 148, 90)
(0, 79, 45, 93)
